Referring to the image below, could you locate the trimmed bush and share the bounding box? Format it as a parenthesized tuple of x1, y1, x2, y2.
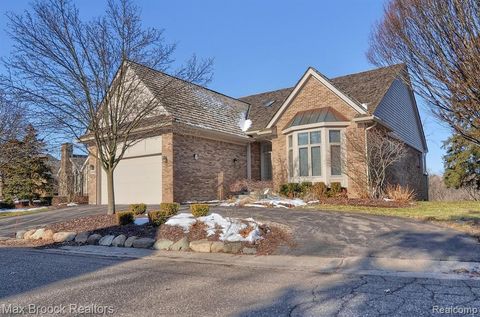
(279, 184, 290, 197)
(129, 203, 147, 215)
(311, 182, 328, 199)
(299, 182, 312, 195)
(160, 202, 180, 216)
(116, 211, 134, 225)
(148, 210, 170, 226)
(190, 204, 209, 217)
(329, 182, 342, 196)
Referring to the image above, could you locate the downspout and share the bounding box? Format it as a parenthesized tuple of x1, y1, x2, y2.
(365, 122, 377, 193)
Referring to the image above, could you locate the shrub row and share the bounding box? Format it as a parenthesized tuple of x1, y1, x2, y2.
(190, 204, 209, 217)
(280, 182, 345, 199)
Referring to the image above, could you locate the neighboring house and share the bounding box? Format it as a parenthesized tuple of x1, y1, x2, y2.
(81, 61, 428, 205)
(57, 143, 89, 197)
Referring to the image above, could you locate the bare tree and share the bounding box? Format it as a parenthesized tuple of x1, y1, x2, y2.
(0, 90, 24, 144)
(1, 0, 213, 214)
(429, 174, 479, 201)
(368, 0, 480, 146)
(345, 127, 407, 198)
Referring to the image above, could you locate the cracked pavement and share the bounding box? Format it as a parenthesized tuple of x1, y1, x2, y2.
(2, 248, 480, 316)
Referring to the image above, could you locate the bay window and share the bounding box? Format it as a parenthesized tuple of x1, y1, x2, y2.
(287, 128, 344, 182)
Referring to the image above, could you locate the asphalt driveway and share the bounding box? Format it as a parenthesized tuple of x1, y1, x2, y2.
(2, 204, 480, 262)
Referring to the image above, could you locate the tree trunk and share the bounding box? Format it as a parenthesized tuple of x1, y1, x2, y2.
(106, 168, 116, 214)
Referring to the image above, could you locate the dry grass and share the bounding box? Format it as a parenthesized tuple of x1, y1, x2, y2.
(385, 184, 416, 202)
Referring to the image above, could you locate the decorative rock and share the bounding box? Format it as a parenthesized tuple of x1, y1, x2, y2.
(132, 238, 155, 249)
(223, 242, 243, 254)
(124, 236, 137, 248)
(43, 229, 54, 240)
(112, 235, 127, 247)
(169, 237, 189, 251)
(153, 239, 173, 250)
(99, 235, 115, 246)
(23, 229, 37, 240)
(75, 232, 90, 244)
(16, 230, 27, 239)
(30, 228, 46, 240)
(242, 247, 257, 255)
(189, 240, 212, 253)
(53, 231, 77, 243)
(210, 241, 225, 253)
(87, 233, 102, 245)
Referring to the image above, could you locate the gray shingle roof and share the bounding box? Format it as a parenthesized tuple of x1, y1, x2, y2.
(128, 62, 250, 137)
(240, 64, 405, 131)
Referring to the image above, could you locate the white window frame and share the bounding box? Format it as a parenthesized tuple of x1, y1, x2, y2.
(286, 127, 347, 186)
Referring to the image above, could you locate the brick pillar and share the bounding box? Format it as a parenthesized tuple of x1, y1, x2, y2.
(162, 133, 174, 203)
(87, 146, 99, 204)
(58, 143, 74, 197)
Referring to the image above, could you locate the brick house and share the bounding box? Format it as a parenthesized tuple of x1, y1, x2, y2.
(82, 61, 428, 204)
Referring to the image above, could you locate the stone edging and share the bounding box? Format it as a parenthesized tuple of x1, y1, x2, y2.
(13, 228, 256, 254)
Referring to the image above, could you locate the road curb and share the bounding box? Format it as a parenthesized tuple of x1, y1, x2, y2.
(39, 245, 480, 281)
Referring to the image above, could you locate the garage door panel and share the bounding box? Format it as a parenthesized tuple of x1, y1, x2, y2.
(101, 155, 162, 205)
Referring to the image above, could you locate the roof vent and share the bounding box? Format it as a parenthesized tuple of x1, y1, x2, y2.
(263, 100, 275, 107)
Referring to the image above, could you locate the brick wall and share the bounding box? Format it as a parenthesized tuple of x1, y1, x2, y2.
(387, 145, 428, 200)
(172, 133, 247, 202)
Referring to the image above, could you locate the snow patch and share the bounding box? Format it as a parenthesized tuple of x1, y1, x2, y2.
(238, 115, 252, 132)
(134, 217, 149, 226)
(0, 207, 47, 213)
(67, 202, 78, 207)
(165, 212, 262, 242)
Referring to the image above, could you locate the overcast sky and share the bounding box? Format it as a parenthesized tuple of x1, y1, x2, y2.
(0, 0, 451, 174)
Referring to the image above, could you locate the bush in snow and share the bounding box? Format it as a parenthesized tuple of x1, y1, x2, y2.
(117, 211, 134, 225)
(148, 210, 170, 226)
(160, 203, 179, 216)
(129, 203, 147, 215)
(190, 204, 209, 217)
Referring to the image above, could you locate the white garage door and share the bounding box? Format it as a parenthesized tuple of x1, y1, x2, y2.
(100, 136, 162, 205)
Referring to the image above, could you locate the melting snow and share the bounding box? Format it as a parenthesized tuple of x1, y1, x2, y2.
(0, 207, 47, 213)
(165, 213, 262, 242)
(134, 217, 149, 226)
(238, 116, 252, 132)
(221, 197, 307, 208)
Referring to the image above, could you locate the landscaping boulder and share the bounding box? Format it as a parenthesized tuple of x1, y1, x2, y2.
(124, 236, 137, 248)
(87, 234, 102, 245)
(224, 242, 243, 254)
(75, 232, 90, 244)
(132, 238, 155, 249)
(153, 239, 173, 250)
(16, 230, 27, 239)
(99, 235, 115, 246)
(23, 229, 36, 240)
(43, 229, 54, 240)
(242, 247, 257, 255)
(30, 228, 46, 240)
(189, 240, 212, 253)
(210, 241, 225, 253)
(112, 235, 127, 247)
(169, 237, 189, 251)
(53, 231, 77, 243)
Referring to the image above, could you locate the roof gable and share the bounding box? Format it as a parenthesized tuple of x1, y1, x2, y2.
(264, 68, 368, 129)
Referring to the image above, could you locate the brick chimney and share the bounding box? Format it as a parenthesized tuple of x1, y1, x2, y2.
(58, 143, 74, 197)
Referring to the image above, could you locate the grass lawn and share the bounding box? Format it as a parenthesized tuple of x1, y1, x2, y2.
(0, 207, 49, 218)
(307, 201, 480, 221)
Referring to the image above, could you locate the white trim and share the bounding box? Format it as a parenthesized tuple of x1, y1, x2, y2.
(266, 68, 367, 129)
(282, 121, 350, 134)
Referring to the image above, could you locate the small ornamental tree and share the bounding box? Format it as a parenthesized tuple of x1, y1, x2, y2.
(1, 125, 53, 204)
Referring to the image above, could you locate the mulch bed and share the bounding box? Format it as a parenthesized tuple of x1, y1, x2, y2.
(315, 197, 412, 208)
(46, 214, 157, 239)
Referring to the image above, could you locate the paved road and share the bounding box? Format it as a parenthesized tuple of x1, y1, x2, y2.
(2, 205, 480, 261)
(1, 248, 480, 316)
